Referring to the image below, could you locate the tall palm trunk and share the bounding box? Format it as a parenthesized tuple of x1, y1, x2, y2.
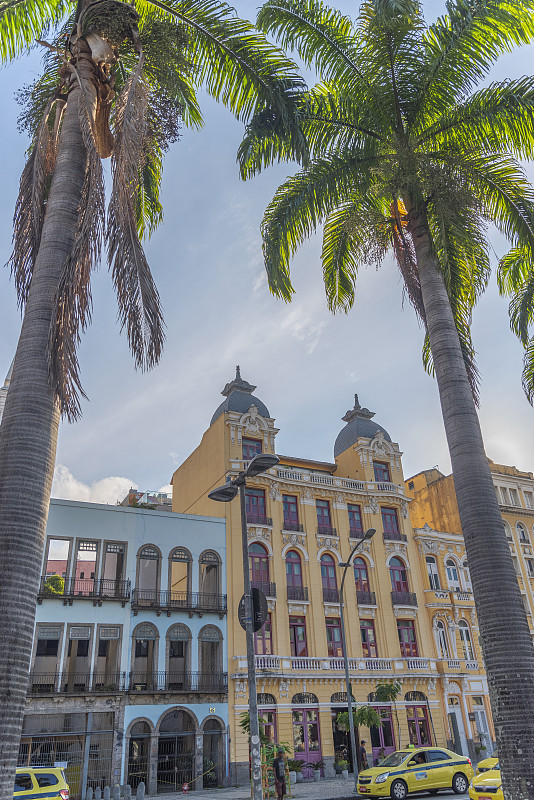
(0, 79, 87, 795)
(410, 208, 534, 800)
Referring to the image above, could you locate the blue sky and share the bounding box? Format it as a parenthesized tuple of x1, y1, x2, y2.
(1, 1, 534, 503)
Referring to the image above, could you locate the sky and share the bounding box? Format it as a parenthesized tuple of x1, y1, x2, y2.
(2, 0, 534, 505)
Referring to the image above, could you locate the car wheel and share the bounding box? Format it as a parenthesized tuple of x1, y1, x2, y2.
(452, 772, 469, 794)
(390, 779, 408, 799)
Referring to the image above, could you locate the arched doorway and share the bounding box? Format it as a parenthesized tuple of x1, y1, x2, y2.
(202, 719, 224, 788)
(291, 693, 322, 777)
(128, 721, 151, 790)
(405, 692, 431, 747)
(330, 692, 355, 773)
(157, 710, 196, 793)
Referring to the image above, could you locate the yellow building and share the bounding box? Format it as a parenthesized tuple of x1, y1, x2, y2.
(172, 370, 486, 783)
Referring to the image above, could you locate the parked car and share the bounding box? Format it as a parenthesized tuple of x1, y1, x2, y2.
(475, 751, 498, 774)
(469, 767, 502, 800)
(357, 746, 473, 798)
(14, 767, 69, 800)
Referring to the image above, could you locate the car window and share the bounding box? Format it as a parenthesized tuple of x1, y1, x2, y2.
(14, 775, 33, 792)
(379, 752, 410, 767)
(36, 774, 59, 788)
(408, 753, 427, 766)
(427, 750, 450, 762)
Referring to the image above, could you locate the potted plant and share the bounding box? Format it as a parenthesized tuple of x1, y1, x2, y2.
(306, 760, 325, 782)
(286, 759, 301, 785)
(336, 759, 349, 780)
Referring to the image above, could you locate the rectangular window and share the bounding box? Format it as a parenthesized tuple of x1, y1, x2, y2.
(526, 559, 534, 578)
(326, 618, 343, 657)
(373, 462, 391, 483)
(381, 507, 399, 534)
(36, 638, 59, 657)
(360, 619, 378, 658)
(316, 499, 332, 531)
(245, 488, 267, 523)
(283, 495, 299, 530)
(510, 488, 520, 507)
(524, 491, 534, 509)
(348, 503, 363, 537)
(397, 620, 418, 657)
(169, 640, 184, 658)
(254, 613, 272, 656)
(500, 487, 510, 505)
(98, 639, 109, 658)
(242, 438, 262, 461)
(135, 640, 149, 658)
(289, 616, 307, 657)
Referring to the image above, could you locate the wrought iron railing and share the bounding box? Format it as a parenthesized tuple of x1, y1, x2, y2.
(349, 527, 365, 538)
(128, 671, 227, 692)
(382, 530, 408, 542)
(356, 590, 376, 605)
(131, 590, 227, 613)
(391, 590, 418, 606)
(322, 587, 340, 603)
(317, 525, 337, 536)
(286, 585, 309, 601)
(246, 514, 273, 526)
(251, 581, 277, 598)
(38, 576, 131, 601)
(282, 521, 304, 532)
(28, 671, 125, 694)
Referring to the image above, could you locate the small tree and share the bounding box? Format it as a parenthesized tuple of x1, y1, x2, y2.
(42, 574, 64, 596)
(336, 705, 382, 770)
(375, 682, 402, 749)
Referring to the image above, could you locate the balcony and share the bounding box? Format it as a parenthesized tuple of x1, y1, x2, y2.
(317, 525, 337, 536)
(322, 587, 340, 603)
(452, 590, 475, 606)
(424, 589, 452, 605)
(356, 590, 376, 605)
(383, 530, 408, 543)
(391, 590, 418, 607)
(282, 521, 304, 532)
(363, 658, 393, 671)
(406, 658, 430, 670)
(287, 585, 309, 601)
(29, 671, 125, 695)
(349, 527, 365, 539)
(37, 576, 131, 605)
(128, 671, 227, 693)
(251, 580, 277, 598)
(246, 514, 273, 527)
(131, 590, 227, 615)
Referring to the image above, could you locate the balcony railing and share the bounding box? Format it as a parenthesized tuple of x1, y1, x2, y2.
(282, 521, 304, 532)
(349, 527, 365, 538)
(383, 530, 408, 543)
(256, 656, 281, 670)
(317, 525, 337, 536)
(251, 581, 277, 598)
(465, 660, 479, 670)
(356, 590, 376, 605)
(29, 671, 125, 694)
(131, 590, 227, 614)
(406, 658, 430, 670)
(128, 671, 227, 692)
(322, 587, 340, 603)
(364, 658, 393, 671)
(245, 656, 427, 674)
(391, 590, 418, 606)
(246, 514, 273, 526)
(38, 576, 131, 602)
(287, 585, 309, 601)
(447, 659, 461, 670)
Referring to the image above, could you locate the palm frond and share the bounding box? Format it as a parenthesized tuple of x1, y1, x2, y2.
(521, 335, 534, 405)
(8, 96, 58, 307)
(107, 53, 165, 372)
(0, 0, 71, 63)
(321, 202, 360, 313)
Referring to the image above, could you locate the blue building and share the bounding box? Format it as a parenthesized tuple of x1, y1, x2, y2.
(23, 498, 228, 796)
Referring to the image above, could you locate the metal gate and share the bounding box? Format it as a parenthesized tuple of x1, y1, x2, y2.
(157, 735, 195, 793)
(127, 737, 149, 790)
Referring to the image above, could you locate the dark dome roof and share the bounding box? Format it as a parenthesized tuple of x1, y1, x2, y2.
(210, 367, 270, 426)
(334, 394, 390, 458)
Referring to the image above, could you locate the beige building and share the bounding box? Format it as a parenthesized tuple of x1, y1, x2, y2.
(172, 370, 491, 783)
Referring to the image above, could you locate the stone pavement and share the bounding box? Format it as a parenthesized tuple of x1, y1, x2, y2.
(155, 777, 459, 800)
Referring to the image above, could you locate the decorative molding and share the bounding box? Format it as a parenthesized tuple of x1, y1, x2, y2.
(393, 607, 418, 618)
(401, 500, 409, 519)
(288, 603, 308, 615)
(417, 539, 446, 556)
(247, 528, 272, 545)
(365, 497, 379, 515)
(358, 607, 376, 618)
(282, 533, 306, 548)
(269, 482, 281, 501)
(324, 604, 341, 615)
(317, 535, 339, 551)
(385, 541, 408, 557)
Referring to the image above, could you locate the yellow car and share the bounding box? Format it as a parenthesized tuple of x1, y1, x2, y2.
(475, 751, 498, 774)
(469, 768, 502, 800)
(357, 747, 474, 798)
(14, 767, 70, 800)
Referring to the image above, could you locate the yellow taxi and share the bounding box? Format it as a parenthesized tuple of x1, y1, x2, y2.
(475, 751, 498, 774)
(14, 767, 69, 800)
(357, 747, 474, 798)
(469, 768, 502, 800)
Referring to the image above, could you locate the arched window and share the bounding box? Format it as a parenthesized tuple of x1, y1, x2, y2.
(199, 550, 221, 596)
(136, 546, 160, 603)
(198, 625, 223, 681)
(320, 553, 338, 602)
(503, 520, 512, 541)
(516, 523, 529, 543)
(459, 620, 475, 661)
(292, 693, 319, 704)
(169, 548, 191, 601)
(249, 543, 269, 588)
(128, 721, 151, 789)
(286, 550, 304, 600)
(258, 693, 277, 706)
(404, 691, 427, 702)
(425, 556, 440, 590)
(461, 559, 472, 591)
(435, 620, 449, 659)
(353, 557, 370, 592)
(331, 692, 355, 703)
(166, 623, 191, 690)
(389, 557, 408, 593)
(131, 623, 158, 691)
(446, 559, 461, 590)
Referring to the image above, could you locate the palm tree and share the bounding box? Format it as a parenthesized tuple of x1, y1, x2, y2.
(0, 1, 303, 791)
(239, 1, 534, 796)
(336, 705, 381, 771)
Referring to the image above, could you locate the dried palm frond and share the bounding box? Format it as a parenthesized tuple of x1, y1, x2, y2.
(107, 52, 164, 372)
(49, 67, 106, 420)
(8, 96, 58, 306)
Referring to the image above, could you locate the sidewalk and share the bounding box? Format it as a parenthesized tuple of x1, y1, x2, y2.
(158, 777, 357, 800)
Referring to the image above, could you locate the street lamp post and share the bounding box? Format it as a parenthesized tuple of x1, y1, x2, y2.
(209, 452, 280, 800)
(338, 528, 376, 794)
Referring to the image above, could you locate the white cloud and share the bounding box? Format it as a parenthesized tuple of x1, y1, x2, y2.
(280, 306, 326, 354)
(52, 465, 138, 505)
(158, 483, 173, 494)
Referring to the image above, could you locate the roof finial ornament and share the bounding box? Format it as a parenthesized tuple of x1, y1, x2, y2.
(221, 365, 257, 397)
(342, 392, 375, 423)
(354, 393, 360, 410)
(236, 365, 241, 380)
